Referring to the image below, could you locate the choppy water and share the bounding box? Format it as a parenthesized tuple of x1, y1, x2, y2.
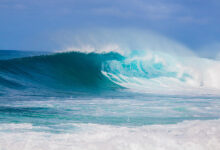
(0, 50, 220, 150)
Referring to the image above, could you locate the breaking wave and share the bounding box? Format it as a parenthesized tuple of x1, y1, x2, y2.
(0, 50, 220, 95)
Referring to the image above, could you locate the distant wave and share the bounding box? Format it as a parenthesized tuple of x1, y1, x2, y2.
(0, 50, 220, 95)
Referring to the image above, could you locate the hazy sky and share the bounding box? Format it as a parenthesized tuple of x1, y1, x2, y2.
(1, 0, 220, 53)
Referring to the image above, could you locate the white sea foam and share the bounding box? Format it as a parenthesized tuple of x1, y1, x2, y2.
(0, 120, 220, 150)
(102, 50, 220, 95)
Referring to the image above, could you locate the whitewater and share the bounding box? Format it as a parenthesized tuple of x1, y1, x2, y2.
(0, 47, 220, 150)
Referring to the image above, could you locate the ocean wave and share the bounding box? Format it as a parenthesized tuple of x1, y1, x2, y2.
(0, 50, 220, 95)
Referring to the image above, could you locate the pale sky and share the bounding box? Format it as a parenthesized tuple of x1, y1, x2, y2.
(1, 0, 220, 54)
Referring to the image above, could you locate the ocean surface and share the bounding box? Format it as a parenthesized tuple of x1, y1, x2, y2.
(0, 50, 220, 150)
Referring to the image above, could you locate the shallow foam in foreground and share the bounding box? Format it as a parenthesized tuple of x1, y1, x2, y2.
(0, 119, 220, 150)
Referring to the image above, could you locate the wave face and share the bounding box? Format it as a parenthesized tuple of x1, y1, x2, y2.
(1, 50, 220, 95)
(0, 52, 124, 93)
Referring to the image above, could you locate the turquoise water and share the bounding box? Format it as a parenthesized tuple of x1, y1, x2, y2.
(0, 50, 220, 149)
(0, 96, 220, 128)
